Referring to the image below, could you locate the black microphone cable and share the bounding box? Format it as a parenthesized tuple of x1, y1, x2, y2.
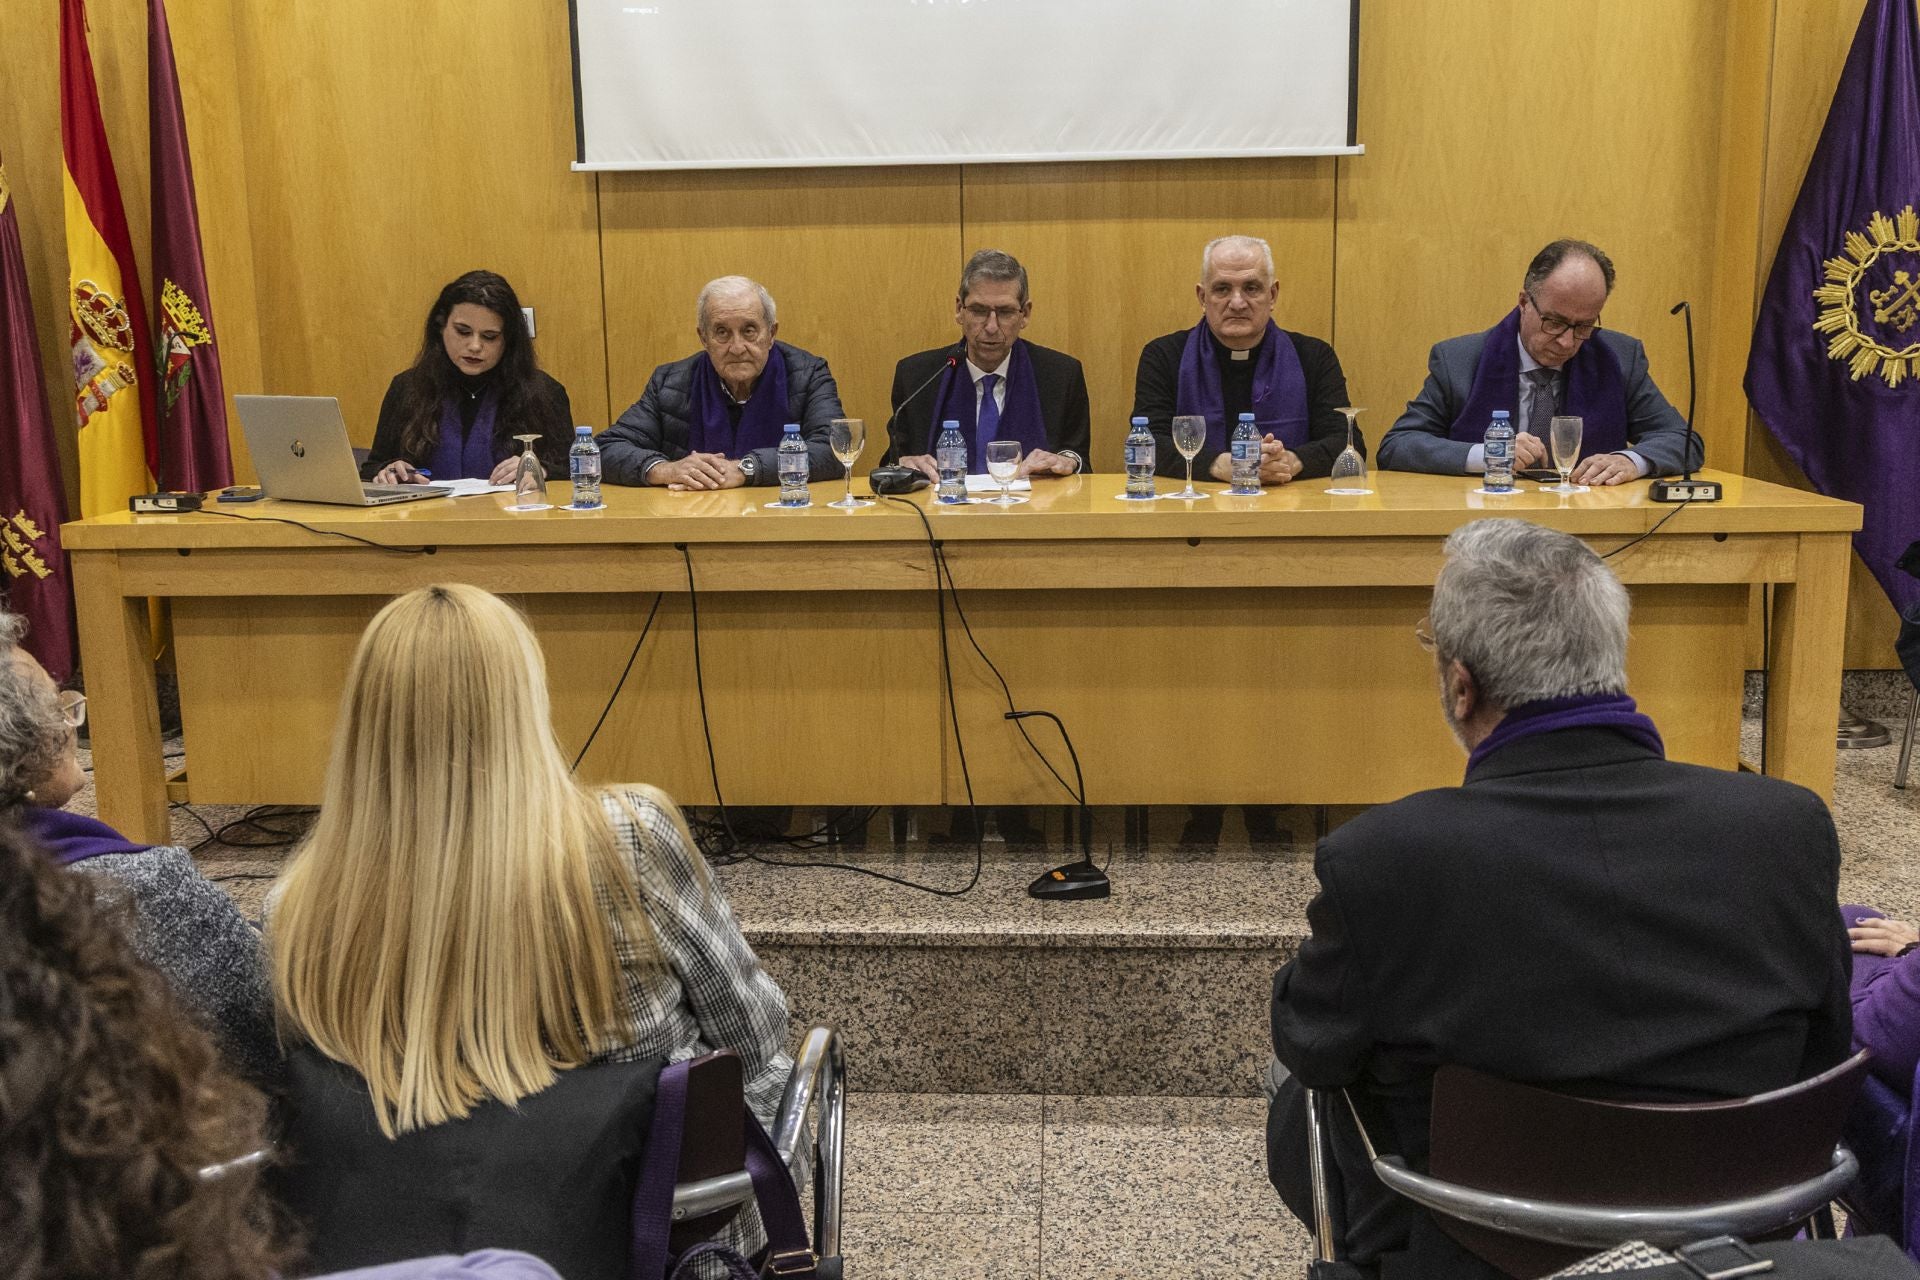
(677, 533, 985, 894)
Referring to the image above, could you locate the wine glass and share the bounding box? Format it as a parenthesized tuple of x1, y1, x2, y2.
(507, 434, 550, 511)
(985, 440, 1025, 505)
(1326, 407, 1372, 495)
(1170, 415, 1209, 500)
(1544, 415, 1589, 493)
(828, 418, 871, 509)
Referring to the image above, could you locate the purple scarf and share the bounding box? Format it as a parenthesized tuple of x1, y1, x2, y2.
(686, 344, 791, 456)
(1446, 309, 1629, 454)
(19, 804, 150, 865)
(924, 341, 1050, 469)
(1466, 692, 1666, 776)
(427, 386, 502, 480)
(1176, 320, 1310, 454)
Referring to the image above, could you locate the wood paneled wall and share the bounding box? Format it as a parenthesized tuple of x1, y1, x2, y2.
(0, 0, 1896, 660)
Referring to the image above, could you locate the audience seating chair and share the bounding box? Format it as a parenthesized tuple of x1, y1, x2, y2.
(1306, 1051, 1870, 1279)
(267, 1024, 846, 1280)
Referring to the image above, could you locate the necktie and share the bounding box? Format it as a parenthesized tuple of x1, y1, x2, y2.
(1523, 367, 1559, 441)
(975, 373, 1001, 471)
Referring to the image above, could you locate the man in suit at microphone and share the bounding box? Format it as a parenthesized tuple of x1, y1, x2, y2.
(1376, 239, 1702, 483)
(886, 249, 1091, 483)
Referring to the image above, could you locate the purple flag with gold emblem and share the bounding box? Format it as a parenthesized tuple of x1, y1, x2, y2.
(1746, 0, 1920, 613)
(149, 0, 233, 493)
(0, 147, 78, 682)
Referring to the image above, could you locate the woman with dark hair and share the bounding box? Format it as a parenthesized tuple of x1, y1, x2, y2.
(362, 270, 574, 486)
(0, 815, 287, 1280)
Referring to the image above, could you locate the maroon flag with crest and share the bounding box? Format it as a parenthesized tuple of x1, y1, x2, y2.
(0, 148, 78, 681)
(149, 0, 232, 492)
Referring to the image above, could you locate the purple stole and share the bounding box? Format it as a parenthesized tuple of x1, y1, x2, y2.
(20, 804, 151, 866)
(427, 386, 502, 480)
(1446, 309, 1629, 456)
(924, 341, 1050, 470)
(1175, 320, 1309, 454)
(686, 345, 791, 456)
(1466, 692, 1666, 777)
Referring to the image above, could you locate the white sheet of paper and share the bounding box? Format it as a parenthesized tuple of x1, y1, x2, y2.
(437, 478, 517, 497)
(964, 474, 1032, 493)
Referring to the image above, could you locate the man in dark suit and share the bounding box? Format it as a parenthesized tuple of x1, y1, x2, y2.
(1131, 234, 1358, 487)
(1376, 239, 1702, 483)
(887, 249, 1090, 484)
(1266, 517, 1851, 1278)
(599, 275, 845, 489)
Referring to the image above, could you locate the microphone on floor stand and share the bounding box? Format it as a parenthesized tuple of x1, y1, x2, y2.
(870, 355, 958, 495)
(1650, 300, 1722, 503)
(1010, 709, 1110, 901)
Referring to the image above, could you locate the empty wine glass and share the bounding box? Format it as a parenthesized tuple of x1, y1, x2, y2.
(1170, 415, 1210, 500)
(1544, 415, 1589, 493)
(1326, 407, 1372, 495)
(507, 434, 550, 511)
(828, 418, 872, 509)
(985, 439, 1025, 505)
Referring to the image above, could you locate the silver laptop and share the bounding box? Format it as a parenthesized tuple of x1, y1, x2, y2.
(234, 395, 452, 506)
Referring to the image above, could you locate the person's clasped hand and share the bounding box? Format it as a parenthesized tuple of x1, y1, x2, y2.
(1849, 915, 1920, 956)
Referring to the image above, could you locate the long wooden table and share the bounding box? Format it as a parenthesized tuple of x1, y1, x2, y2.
(64, 470, 1860, 844)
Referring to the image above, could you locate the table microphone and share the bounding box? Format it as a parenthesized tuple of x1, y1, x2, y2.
(870, 355, 957, 494)
(1650, 300, 1721, 503)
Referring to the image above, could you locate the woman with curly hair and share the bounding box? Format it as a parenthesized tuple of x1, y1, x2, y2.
(0, 606, 278, 1084)
(0, 815, 286, 1280)
(361, 271, 574, 486)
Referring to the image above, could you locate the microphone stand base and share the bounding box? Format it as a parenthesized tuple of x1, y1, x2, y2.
(1650, 478, 1722, 503)
(1027, 860, 1111, 901)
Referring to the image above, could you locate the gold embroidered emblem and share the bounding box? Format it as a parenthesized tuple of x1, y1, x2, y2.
(72, 279, 134, 352)
(1814, 205, 1920, 385)
(1, 510, 53, 581)
(158, 278, 213, 411)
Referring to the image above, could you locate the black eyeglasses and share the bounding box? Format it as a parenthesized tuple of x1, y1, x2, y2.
(1524, 291, 1601, 341)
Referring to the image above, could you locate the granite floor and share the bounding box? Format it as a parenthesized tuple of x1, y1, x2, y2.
(65, 687, 1920, 1278)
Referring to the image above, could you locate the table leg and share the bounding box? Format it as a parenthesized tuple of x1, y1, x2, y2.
(71, 550, 168, 842)
(1766, 532, 1850, 805)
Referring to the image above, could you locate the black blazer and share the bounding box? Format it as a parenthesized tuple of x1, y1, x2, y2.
(360, 367, 573, 481)
(1267, 727, 1852, 1277)
(885, 340, 1091, 465)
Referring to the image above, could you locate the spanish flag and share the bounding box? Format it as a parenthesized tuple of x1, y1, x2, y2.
(61, 0, 157, 519)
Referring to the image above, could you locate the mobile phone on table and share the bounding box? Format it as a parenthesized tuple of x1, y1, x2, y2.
(1515, 468, 1560, 482)
(217, 486, 266, 503)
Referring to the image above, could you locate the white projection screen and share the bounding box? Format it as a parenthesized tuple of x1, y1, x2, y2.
(569, 0, 1361, 171)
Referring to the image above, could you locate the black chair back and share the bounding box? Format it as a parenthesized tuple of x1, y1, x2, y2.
(1425, 1051, 1870, 1278)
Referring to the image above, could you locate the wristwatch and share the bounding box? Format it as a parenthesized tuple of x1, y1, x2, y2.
(737, 454, 759, 482)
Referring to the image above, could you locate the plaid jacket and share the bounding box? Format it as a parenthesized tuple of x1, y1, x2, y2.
(593, 787, 792, 1129)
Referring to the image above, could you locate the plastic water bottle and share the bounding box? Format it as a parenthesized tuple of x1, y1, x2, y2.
(1483, 410, 1515, 493)
(569, 426, 602, 509)
(777, 422, 810, 506)
(1230, 413, 1261, 495)
(1125, 416, 1156, 498)
(935, 419, 967, 503)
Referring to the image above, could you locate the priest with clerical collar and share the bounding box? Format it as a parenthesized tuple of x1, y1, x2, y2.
(1375, 238, 1702, 485)
(1130, 234, 1359, 489)
(598, 275, 845, 490)
(887, 249, 1091, 484)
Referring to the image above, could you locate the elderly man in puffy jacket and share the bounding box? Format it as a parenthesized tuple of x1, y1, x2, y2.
(599, 275, 845, 490)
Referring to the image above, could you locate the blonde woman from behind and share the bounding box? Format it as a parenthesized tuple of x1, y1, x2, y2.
(270, 585, 790, 1275)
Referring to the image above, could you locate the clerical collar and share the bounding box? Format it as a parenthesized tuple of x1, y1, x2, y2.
(1208, 326, 1264, 363)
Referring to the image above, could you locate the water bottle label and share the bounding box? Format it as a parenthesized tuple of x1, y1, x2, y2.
(1125, 444, 1151, 467)
(1232, 440, 1254, 461)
